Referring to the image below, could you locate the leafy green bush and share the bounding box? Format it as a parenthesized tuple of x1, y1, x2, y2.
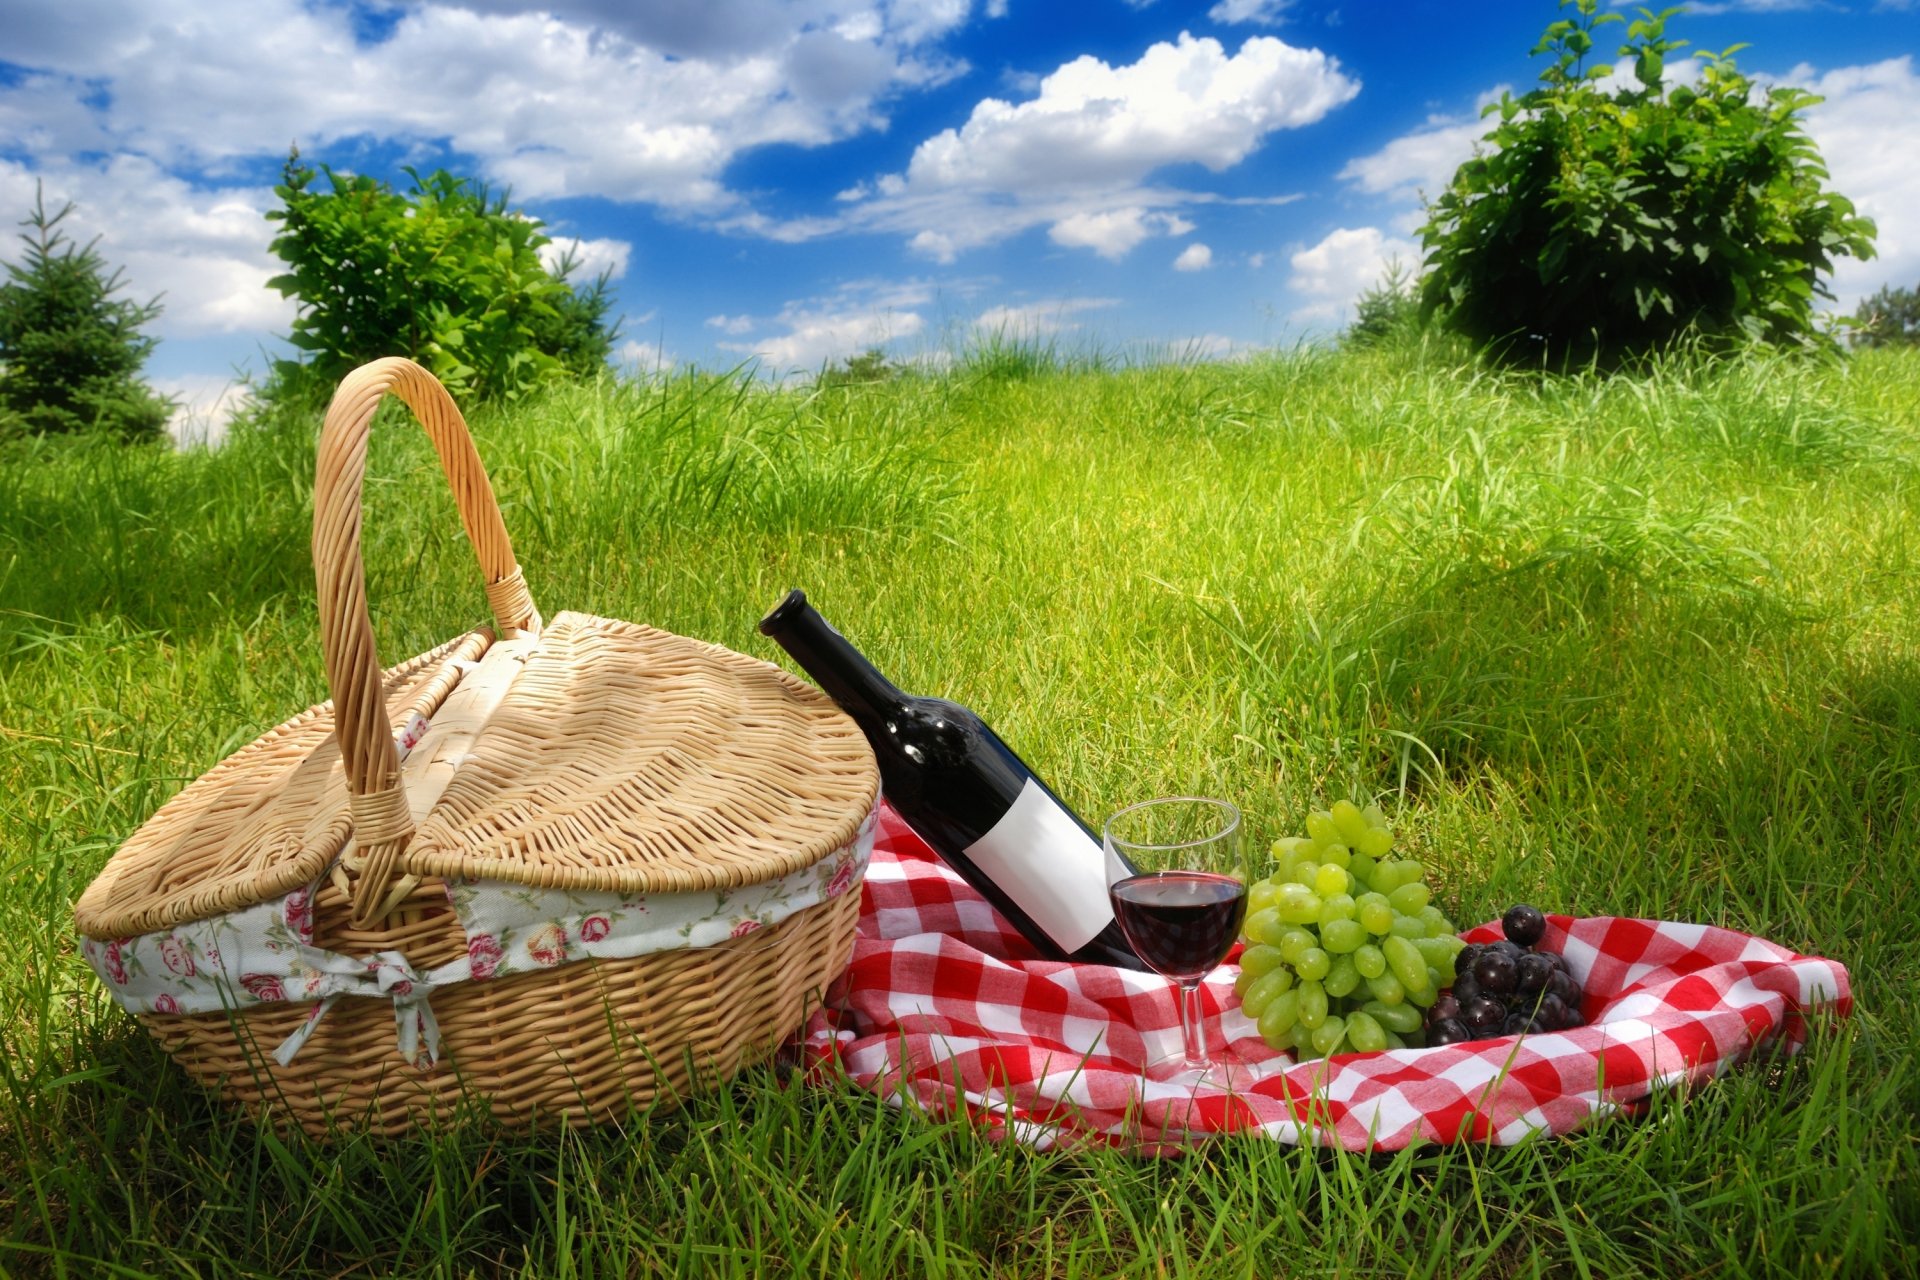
(1852, 283, 1920, 348)
(0, 188, 173, 441)
(1418, 0, 1876, 368)
(265, 150, 617, 403)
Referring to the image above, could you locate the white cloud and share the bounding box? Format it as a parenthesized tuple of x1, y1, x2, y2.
(1174, 242, 1214, 271)
(1288, 225, 1417, 323)
(1208, 0, 1294, 24)
(705, 314, 759, 335)
(0, 0, 974, 212)
(616, 337, 678, 374)
(158, 374, 255, 448)
(1338, 105, 1499, 202)
(1048, 208, 1194, 259)
(815, 31, 1356, 260)
(905, 32, 1356, 192)
(717, 279, 936, 373)
(974, 297, 1119, 335)
(539, 236, 632, 282)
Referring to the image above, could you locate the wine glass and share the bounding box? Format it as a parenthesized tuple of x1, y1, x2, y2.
(1104, 797, 1252, 1089)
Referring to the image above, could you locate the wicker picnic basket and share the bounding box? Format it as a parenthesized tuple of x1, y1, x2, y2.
(73, 357, 880, 1138)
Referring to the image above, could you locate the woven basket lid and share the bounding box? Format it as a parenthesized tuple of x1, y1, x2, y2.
(75, 358, 877, 941)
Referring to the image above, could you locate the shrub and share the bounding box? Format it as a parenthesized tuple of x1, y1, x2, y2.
(1852, 283, 1920, 348)
(1417, 0, 1877, 368)
(0, 187, 173, 441)
(264, 149, 618, 403)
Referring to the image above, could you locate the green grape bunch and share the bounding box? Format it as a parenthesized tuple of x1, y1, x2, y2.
(1233, 800, 1464, 1058)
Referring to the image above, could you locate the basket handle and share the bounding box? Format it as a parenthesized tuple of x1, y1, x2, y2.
(313, 357, 542, 927)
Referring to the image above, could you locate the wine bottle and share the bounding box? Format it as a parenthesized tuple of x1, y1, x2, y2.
(759, 590, 1147, 971)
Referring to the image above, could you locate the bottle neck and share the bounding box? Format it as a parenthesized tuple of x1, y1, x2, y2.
(759, 590, 909, 720)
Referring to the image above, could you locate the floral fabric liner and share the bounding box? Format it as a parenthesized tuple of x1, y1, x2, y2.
(82, 808, 875, 1069)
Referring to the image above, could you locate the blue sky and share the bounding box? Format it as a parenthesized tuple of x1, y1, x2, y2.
(3, 0, 1918, 433)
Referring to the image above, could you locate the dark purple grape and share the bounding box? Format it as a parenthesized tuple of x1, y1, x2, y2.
(1501, 1012, 1533, 1036)
(1545, 949, 1571, 973)
(1465, 996, 1508, 1033)
(1474, 949, 1518, 994)
(1536, 993, 1572, 1030)
(1549, 969, 1581, 1004)
(1451, 973, 1482, 1006)
(1516, 953, 1555, 993)
(1455, 944, 1484, 978)
(1491, 939, 1525, 960)
(1428, 1018, 1472, 1046)
(1502, 904, 1547, 947)
(1427, 993, 1462, 1027)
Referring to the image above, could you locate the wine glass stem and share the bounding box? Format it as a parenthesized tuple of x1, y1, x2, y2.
(1178, 979, 1211, 1071)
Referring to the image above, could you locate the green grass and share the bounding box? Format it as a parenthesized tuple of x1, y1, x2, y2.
(3, 344, 1917, 1277)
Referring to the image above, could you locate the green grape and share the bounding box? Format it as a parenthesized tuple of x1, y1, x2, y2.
(1383, 1029, 1411, 1049)
(1356, 826, 1394, 858)
(1382, 935, 1428, 992)
(1356, 893, 1394, 935)
(1349, 853, 1378, 888)
(1419, 905, 1455, 938)
(1247, 880, 1281, 915)
(1313, 864, 1351, 898)
(1240, 967, 1294, 1018)
(1295, 947, 1332, 982)
(1298, 980, 1329, 1029)
(1323, 953, 1362, 997)
(1320, 918, 1365, 954)
(1389, 913, 1427, 939)
(1243, 907, 1281, 944)
(1270, 836, 1310, 861)
(1317, 892, 1356, 925)
(1310, 1014, 1348, 1057)
(1318, 842, 1352, 870)
(1286, 859, 1320, 887)
(1373, 860, 1420, 893)
(1276, 886, 1323, 924)
(1367, 971, 1405, 1005)
(1240, 943, 1288, 977)
(1362, 802, 1390, 829)
(1258, 989, 1301, 1044)
(1353, 943, 1387, 979)
(1330, 799, 1371, 846)
(1345, 1009, 1387, 1053)
(1305, 810, 1340, 844)
(1234, 968, 1260, 997)
(1412, 936, 1457, 970)
(1388, 882, 1431, 915)
(1276, 927, 1317, 963)
(1362, 1000, 1422, 1035)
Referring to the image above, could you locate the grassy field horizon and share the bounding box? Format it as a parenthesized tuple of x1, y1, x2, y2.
(2, 342, 1916, 1277)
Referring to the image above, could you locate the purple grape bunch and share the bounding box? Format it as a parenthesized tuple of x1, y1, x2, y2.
(1423, 904, 1587, 1046)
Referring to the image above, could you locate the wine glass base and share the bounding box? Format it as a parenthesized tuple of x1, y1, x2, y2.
(1140, 1053, 1258, 1092)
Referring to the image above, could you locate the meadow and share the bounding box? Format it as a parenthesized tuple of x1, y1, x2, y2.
(1, 341, 1916, 1277)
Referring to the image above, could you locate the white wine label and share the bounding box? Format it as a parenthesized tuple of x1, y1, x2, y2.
(963, 778, 1113, 953)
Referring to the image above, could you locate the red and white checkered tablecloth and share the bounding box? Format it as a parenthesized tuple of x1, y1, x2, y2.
(795, 802, 1853, 1153)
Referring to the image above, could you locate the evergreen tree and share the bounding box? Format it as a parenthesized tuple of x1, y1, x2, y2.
(0, 186, 173, 441)
(1853, 283, 1920, 348)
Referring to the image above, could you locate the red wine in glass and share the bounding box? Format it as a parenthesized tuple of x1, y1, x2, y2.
(1109, 872, 1247, 981)
(1103, 797, 1253, 1089)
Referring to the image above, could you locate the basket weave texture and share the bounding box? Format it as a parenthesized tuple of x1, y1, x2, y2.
(73, 358, 879, 1137)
